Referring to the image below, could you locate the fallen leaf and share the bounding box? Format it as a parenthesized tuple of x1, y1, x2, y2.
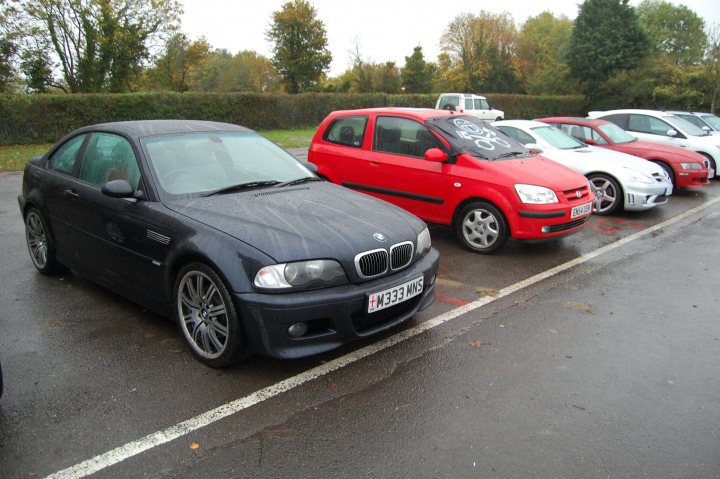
(469, 340, 491, 348)
(190, 442, 200, 450)
(475, 287, 500, 297)
(564, 301, 592, 314)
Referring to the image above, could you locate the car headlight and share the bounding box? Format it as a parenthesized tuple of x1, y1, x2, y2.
(416, 227, 431, 258)
(254, 260, 346, 289)
(680, 162, 703, 170)
(625, 168, 655, 184)
(514, 184, 558, 204)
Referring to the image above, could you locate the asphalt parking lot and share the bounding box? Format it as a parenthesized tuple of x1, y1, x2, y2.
(1, 168, 719, 478)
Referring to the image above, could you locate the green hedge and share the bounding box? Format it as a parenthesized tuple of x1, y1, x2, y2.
(0, 92, 587, 145)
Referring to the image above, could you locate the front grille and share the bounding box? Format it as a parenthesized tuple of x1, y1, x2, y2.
(355, 249, 388, 278)
(544, 216, 590, 233)
(562, 185, 591, 202)
(390, 242, 413, 270)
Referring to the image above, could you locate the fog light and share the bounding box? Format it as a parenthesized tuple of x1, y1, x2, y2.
(541, 226, 550, 233)
(429, 274, 436, 286)
(288, 322, 308, 338)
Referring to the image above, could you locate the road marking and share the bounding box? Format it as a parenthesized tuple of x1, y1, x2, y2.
(46, 196, 720, 479)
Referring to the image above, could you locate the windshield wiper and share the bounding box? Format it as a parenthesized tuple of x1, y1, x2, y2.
(275, 176, 324, 188)
(204, 180, 281, 196)
(496, 151, 527, 159)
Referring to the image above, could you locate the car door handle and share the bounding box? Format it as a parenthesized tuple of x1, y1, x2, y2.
(64, 189, 80, 198)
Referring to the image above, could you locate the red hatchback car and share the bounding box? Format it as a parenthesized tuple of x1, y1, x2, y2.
(310, 108, 595, 253)
(537, 117, 712, 190)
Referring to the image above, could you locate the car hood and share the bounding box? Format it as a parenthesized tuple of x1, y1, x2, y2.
(538, 145, 667, 178)
(612, 141, 706, 163)
(462, 153, 589, 191)
(164, 182, 425, 263)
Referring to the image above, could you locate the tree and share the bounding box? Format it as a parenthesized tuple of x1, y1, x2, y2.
(637, 0, 706, 67)
(149, 33, 210, 92)
(401, 46, 432, 93)
(565, 0, 650, 88)
(706, 23, 720, 113)
(0, 0, 21, 91)
(19, 0, 181, 93)
(439, 11, 520, 93)
(266, 0, 331, 93)
(191, 49, 280, 93)
(516, 11, 580, 95)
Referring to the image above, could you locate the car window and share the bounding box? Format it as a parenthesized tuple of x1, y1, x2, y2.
(464, 98, 473, 110)
(597, 123, 636, 144)
(628, 115, 673, 136)
(662, 115, 703, 137)
(479, 99, 490, 110)
(600, 114, 628, 129)
(78, 133, 141, 190)
(700, 114, 720, 130)
(373, 116, 440, 158)
(496, 126, 534, 145)
(48, 134, 87, 175)
(439, 95, 459, 109)
(322, 116, 367, 148)
(532, 126, 585, 149)
(675, 113, 705, 129)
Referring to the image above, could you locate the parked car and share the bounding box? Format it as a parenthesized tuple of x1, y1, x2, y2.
(435, 93, 504, 120)
(18, 120, 439, 367)
(309, 108, 594, 254)
(494, 120, 673, 215)
(536, 116, 712, 189)
(588, 109, 720, 176)
(668, 111, 720, 136)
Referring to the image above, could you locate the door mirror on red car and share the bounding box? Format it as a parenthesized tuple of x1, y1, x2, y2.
(583, 138, 596, 145)
(424, 148, 447, 163)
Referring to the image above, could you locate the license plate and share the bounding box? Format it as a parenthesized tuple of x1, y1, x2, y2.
(709, 168, 715, 179)
(571, 202, 593, 219)
(368, 276, 424, 313)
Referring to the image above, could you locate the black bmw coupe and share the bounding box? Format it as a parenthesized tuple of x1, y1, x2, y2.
(18, 120, 439, 367)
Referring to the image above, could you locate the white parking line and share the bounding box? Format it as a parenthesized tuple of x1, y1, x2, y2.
(46, 196, 720, 479)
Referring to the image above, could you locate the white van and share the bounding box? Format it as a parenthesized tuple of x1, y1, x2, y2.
(435, 93, 504, 121)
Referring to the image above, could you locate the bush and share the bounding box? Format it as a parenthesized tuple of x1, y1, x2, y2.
(0, 92, 588, 145)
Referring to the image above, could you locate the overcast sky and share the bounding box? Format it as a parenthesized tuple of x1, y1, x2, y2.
(181, 0, 720, 76)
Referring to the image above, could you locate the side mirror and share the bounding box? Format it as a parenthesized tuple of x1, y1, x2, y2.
(102, 179, 135, 199)
(424, 148, 447, 163)
(702, 125, 711, 132)
(525, 143, 544, 154)
(666, 129, 678, 137)
(583, 138, 596, 145)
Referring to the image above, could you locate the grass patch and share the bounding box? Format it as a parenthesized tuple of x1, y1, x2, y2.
(0, 144, 53, 172)
(258, 128, 316, 148)
(0, 128, 316, 172)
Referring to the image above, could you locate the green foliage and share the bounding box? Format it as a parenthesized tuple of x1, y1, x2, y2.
(0, 92, 587, 145)
(19, 0, 181, 93)
(516, 12, 580, 95)
(266, 0, 332, 93)
(146, 33, 210, 92)
(566, 0, 650, 88)
(189, 49, 281, 93)
(637, 0, 706, 67)
(401, 46, 433, 93)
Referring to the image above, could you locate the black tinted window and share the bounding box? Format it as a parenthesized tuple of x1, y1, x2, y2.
(48, 134, 86, 175)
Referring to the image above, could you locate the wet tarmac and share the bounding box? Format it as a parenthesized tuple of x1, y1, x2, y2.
(1, 168, 719, 478)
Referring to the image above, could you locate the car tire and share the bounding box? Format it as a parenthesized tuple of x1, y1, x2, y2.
(652, 161, 675, 191)
(455, 201, 508, 254)
(24, 208, 64, 275)
(174, 262, 246, 368)
(588, 174, 622, 215)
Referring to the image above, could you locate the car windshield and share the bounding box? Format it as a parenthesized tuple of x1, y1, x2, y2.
(531, 126, 585, 149)
(143, 131, 313, 199)
(663, 115, 708, 136)
(700, 114, 720, 130)
(597, 123, 636, 144)
(425, 116, 529, 160)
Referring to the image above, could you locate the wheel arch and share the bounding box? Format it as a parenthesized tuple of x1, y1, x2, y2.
(451, 196, 509, 231)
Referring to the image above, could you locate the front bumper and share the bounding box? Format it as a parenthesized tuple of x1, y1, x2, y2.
(237, 248, 440, 359)
(674, 168, 712, 189)
(623, 181, 672, 211)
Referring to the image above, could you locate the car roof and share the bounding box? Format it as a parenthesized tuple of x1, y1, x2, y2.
(538, 116, 613, 127)
(494, 119, 550, 129)
(328, 107, 457, 120)
(72, 120, 254, 138)
(590, 109, 677, 118)
(438, 93, 488, 99)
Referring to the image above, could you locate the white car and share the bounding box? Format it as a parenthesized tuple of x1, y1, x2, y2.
(668, 111, 720, 136)
(494, 120, 673, 215)
(588, 109, 720, 175)
(435, 93, 504, 120)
